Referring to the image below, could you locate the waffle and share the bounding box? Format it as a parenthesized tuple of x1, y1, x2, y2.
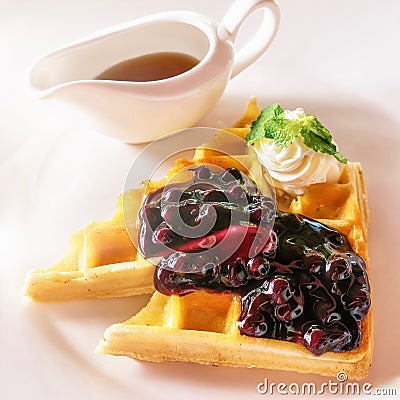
(23, 188, 156, 301)
(23, 99, 373, 378)
(23, 99, 261, 302)
(96, 161, 373, 379)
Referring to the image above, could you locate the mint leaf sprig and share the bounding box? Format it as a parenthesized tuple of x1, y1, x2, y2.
(246, 104, 347, 164)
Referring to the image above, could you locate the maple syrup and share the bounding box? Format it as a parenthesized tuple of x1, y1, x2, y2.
(96, 52, 200, 82)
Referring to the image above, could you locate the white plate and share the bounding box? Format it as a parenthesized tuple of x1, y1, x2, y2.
(2, 0, 400, 399)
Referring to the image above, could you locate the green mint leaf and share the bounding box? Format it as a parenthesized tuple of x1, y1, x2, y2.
(246, 103, 284, 145)
(301, 116, 348, 163)
(246, 104, 348, 164)
(302, 131, 348, 163)
(264, 116, 302, 147)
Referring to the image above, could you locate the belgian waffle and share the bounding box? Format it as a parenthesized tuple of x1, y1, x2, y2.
(96, 161, 373, 379)
(23, 189, 156, 301)
(23, 156, 263, 302)
(23, 99, 261, 302)
(23, 99, 373, 378)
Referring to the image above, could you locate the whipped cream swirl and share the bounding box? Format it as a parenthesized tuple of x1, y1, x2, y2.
(253, 108, 343, 196)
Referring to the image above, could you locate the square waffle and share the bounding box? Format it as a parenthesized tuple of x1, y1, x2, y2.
(23, 99, 373, 378)
(22, 99, 261, 302)
(23, 188, 155, 301)
(96, 160, 373, 379)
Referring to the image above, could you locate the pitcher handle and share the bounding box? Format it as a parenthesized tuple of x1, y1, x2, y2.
(221, 0, 280, 78)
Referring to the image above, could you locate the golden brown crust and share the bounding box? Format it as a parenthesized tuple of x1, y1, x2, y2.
(97, 162, 373, 379)
(23, 189, 155, 301)
(23, 99, 373, 378)
(22, 99, 261, 302)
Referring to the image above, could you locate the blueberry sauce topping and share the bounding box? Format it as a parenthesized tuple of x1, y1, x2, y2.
(138, 165, 370, 355)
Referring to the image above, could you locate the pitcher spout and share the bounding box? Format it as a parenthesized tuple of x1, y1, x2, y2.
(27, 45, 94, 99)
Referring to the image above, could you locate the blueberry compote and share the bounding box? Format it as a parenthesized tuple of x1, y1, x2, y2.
(138, 165, 370, 355)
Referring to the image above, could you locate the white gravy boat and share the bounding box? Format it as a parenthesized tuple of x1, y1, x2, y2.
(28, 0, 280, 143)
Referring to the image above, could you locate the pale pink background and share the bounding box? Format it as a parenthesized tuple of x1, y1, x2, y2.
(1, 1, 399, 399)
